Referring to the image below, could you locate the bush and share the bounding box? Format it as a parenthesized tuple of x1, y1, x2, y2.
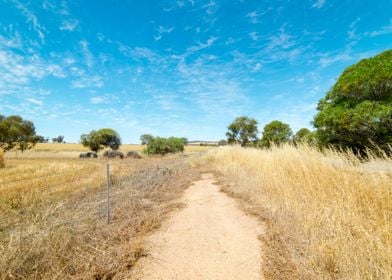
(103, 150, 124, 159)
(144, 137, 185, 155)
(127, 151, 142, 159)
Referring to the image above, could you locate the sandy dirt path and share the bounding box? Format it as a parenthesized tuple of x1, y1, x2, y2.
(134, 173, 264, 280)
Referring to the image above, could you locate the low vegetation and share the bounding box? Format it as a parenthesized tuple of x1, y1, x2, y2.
(0, 155, 201, 279)
(204, 145, 391, 279)
(144, 136, 186, 155)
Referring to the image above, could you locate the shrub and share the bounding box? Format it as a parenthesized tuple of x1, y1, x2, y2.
(144, 137, 185, 155)
(127, 151, 142, 159)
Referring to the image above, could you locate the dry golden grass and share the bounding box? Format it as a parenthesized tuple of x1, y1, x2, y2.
(204, 145, 392, 280)
(0, 154, 201, 279)
(4, 143, 212, 159)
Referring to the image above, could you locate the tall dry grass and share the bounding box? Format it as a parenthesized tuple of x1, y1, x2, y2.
(0, 150, 4, 168)
(0, 155, 200, 279)
(205, 145, 391, 280)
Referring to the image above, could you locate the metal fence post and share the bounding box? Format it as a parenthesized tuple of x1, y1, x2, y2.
(106, 163, 110, 224)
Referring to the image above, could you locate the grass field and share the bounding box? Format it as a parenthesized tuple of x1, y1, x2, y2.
(3, 143, 213, 159)
(1, 143, 391, 279)
(204, 145, 392, 280)
(0, 152, 202, 279)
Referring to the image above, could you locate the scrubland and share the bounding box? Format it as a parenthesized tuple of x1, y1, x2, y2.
(204, 145, 391, 280)
(0, 154, 200, 279)
(1, 143, 391, 280)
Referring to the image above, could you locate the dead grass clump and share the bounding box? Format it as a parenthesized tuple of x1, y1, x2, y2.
(0, 150, 4, 168)
(205, 145, 392, 280)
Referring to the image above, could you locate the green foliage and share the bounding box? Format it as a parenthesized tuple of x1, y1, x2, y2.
(260, 120, 293, 148)
(0, 114, 39, 152)
(293, 128, 318, 145)
(52, 135, 64, 143)
(81, 128, 121, 152)
(226, 116, 258, 147)
(314, 50, 392, 151)
(98, 128, 121, 150)
(36, 136, 49, 143)
(140, 134, 154, 145)
(294, 128, 311, 143)
(144, 136, 185, 155)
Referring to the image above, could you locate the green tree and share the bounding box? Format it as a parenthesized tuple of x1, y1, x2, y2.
(226, 116, 258, 147)
(0, 115, 39, 152)
(52, 135, 64, 143)
(260, 120, 293, 148)
(98, 128, 121, 150)
(313, 50, 392, 152)
(140, 134, 154, 145)
(294, 128, 311, 143)
(36, 135, 49, 143)
(81, 128, 121, 152)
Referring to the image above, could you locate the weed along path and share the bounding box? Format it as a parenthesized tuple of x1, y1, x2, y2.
(134, 173, 264, 279)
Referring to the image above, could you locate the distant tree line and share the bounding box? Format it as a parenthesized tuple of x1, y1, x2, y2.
(226, 50, 392, 153)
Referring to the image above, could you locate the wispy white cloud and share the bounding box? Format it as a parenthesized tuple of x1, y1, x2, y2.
(90, 96, 106, 104)
(60, 19, 79, 31)
(318, 51, 352, 67)
(246, 11, 261, 24)
(246, 9, 271, 24)
(80, 40, 94, 68)
(365, 19, 392, 37)
(203, 0, 217, 15)
(312, 0, 326, 9)
(154, 25, 175, 41)
(249, 32, 260, 41)
(186, 36, 217, 53)
(26, 98, 43, 106)
(267, 28, 295, 50)
(12, 0, 45, 43)
(71, 75, 103, 88)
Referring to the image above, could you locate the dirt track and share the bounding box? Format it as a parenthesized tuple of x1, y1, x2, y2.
(134, 173, 263, 279)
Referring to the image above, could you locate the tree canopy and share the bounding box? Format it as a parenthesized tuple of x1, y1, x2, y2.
(226, 116, 258, 147)
(313, 50, 392, 151)
(81, 128, 121, 152)
(0, 115, 39, 152)
(260, 120, 293, 148)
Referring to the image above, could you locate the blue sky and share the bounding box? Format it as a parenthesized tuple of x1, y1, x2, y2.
(0, 0, 391, 143)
